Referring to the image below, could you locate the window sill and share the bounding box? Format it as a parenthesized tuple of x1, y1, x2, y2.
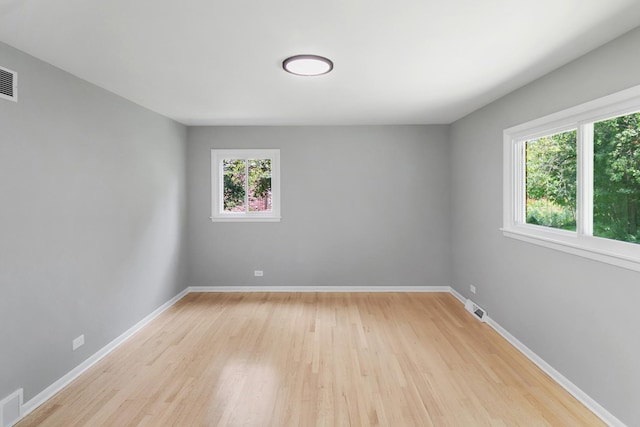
(210, 215, 281, 223)
(501, 226, 640, 273)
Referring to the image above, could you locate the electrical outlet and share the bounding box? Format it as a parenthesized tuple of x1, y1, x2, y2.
(72, 334, 84, 351)
(254, 270, 263, 277)
(470, 285, 476, 294)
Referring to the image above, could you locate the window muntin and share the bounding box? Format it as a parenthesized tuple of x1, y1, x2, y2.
(503, 85, 640, 271)
(211, 149, 280, 222)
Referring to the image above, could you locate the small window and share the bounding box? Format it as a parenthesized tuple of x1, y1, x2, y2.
(211, 149, 280, 222)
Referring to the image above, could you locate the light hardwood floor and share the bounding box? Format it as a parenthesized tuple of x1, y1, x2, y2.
(17, 292, 604, 426)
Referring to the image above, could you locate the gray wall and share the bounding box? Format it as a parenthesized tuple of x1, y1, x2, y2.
(187, 125, 451, 288)
(450, 27, 640, 425)
(0, 42, 188, 402)
(4, 22, 639, 425)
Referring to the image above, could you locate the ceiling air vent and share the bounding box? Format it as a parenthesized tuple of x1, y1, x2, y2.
(0, 66, 17, 102)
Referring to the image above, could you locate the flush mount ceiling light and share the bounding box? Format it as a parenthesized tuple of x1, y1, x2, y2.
(282, 55, 333, 76)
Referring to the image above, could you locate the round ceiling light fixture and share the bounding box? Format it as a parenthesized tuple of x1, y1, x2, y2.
(282, 54, 333, 76)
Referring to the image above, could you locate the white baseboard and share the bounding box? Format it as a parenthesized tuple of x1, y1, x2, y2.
(449, 286, 623, 427)
(15, 284, 447, 423)
(483, 315, 624, 427)
(188, 285, 451, 293)
(20, 288, 189, 419)
(448, 287, 465, 304)
(15, 285, 624, 427)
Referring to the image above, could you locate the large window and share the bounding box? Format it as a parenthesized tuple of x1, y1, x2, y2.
(503, 86, 640, 271)
(211, 149, 280, 222)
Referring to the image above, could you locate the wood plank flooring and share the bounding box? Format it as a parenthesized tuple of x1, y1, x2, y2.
(16, 293, 605, 426)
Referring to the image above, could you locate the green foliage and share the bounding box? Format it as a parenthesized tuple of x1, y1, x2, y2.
(525, 130, 577, 230)
(525, 113, 640, 243)
(223, 159, 272, 212)
(223, 160, 245, 210)
(248, 160, 271, 197)
(593, 113, 640, 242)
(526, 198, 576, 230)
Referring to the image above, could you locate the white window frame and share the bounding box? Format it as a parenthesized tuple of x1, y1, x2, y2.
(211, 149, 281, 222)
(503, 85, 640, 272)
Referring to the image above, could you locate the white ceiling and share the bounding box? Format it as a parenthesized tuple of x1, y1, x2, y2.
(1, 0, 640, 126)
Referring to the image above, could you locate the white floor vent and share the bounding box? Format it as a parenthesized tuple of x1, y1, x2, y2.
(465, 299, 487, 322)
(0, 389, 22, 427)
(0, 66, 17, 102)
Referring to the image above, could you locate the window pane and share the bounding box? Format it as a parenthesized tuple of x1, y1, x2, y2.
(248, 159, 272, 212)
(593, 112, 640, 244)
(223, 159, 246, 212)
(525, 130, 577, 231)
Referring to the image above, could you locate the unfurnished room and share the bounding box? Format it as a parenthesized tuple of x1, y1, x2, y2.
(1, 0, 640, 426)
